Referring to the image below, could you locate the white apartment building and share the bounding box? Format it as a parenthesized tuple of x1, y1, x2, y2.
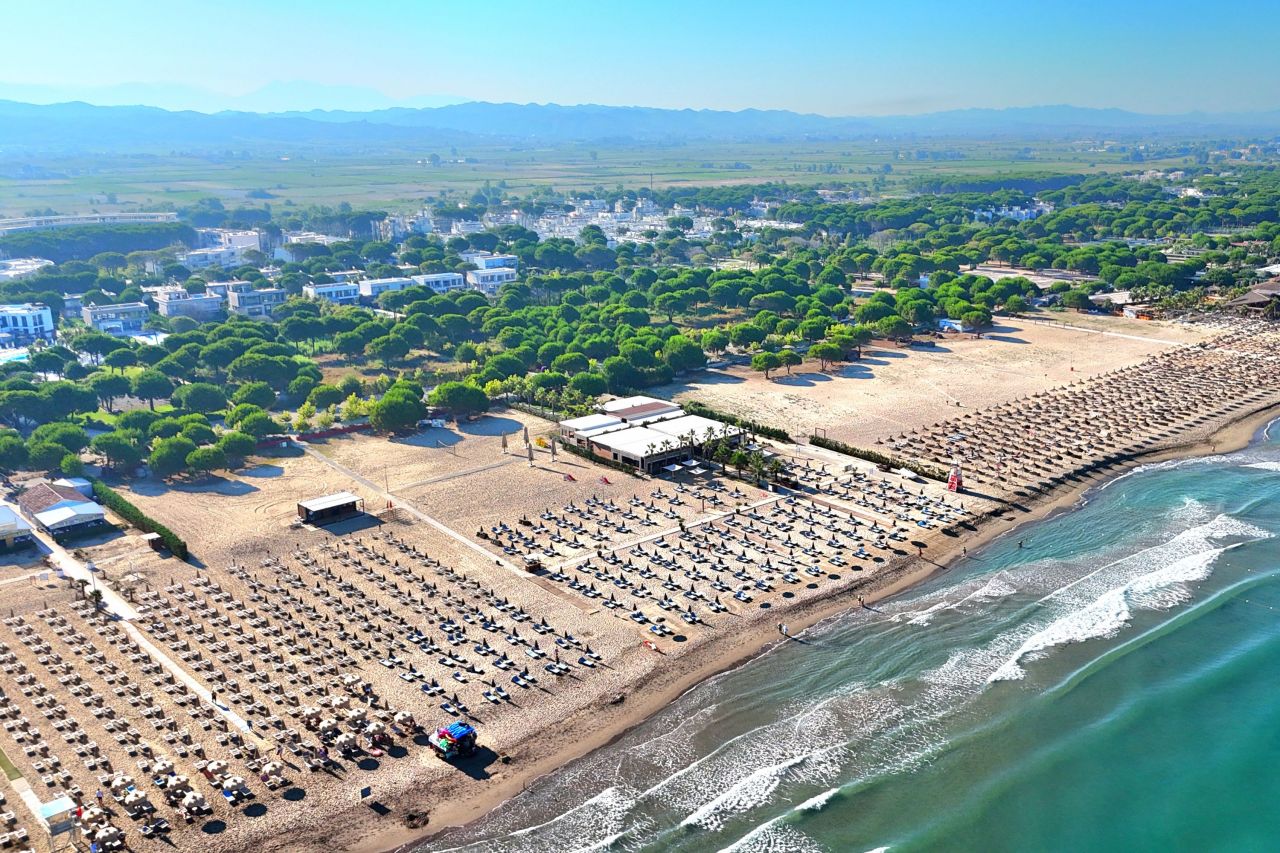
(357, 277, 414, 301)
(0, 303, 54, 344)
(82, 302, 150, 336)
(460, 251, 519, 270)
(228, 288, 287, 318)
(178, 228, 263, 269)
(303, 281, 359, 304)
(154, 288, 224, 320)
(179, 245, 244, 269)
(410, 272, 466, 294)
(203, 280, 253, 299)
(201, 229, 261, 251)
(466, 267, 518, 295)
(273, 232, 346, 263)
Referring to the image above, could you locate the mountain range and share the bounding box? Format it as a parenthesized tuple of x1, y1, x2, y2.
(2, 99, 1280, 154)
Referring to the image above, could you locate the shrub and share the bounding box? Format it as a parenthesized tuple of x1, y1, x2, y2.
(91, 480, 188, 560)
(681, 400, 791, 442)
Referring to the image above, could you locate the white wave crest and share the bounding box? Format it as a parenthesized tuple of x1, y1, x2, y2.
(991, 545, 1226, 683)
(680, 754, 807, 831)
(971, 575, 1019, 600)
(1245, 461, 1280, 472)
(993, 512, 1271, 683)
(893, 574, 1019, 626)
(797, 787, 839, 812)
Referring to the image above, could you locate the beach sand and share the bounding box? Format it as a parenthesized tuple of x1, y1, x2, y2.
(330, 399, 1280, 853)
(655, 316, 1211, 448)
(8, 317, 1267, 853)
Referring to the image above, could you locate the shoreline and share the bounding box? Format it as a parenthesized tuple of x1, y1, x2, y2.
(327, 399, 1280, 853)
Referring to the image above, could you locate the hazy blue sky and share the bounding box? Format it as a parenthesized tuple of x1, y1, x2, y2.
(2, 0, 1275, 114)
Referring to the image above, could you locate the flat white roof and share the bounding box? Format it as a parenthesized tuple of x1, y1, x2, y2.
(601, 395, 670, 413)
(35, 502, 104, 530)
(587, 426, 679, 459)
(298, 491, 362, 512)
(0, 505, 32, 535)
(559, 414, 623, 432)
(646, 414, 743, 440)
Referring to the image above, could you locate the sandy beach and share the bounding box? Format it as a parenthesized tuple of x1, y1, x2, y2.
(344, 397, 1280, 853)
(5, 319, 1277, 853)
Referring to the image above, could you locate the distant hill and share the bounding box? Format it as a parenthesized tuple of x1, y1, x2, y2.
(3, 99, 1280, 153)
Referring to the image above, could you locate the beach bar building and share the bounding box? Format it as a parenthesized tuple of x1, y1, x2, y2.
(558, 396, 744, 473)
(18, 482, 106, 539)
(297, 492, 364, 525)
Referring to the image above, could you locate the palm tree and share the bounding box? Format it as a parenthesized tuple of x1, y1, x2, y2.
(712, 441, 731, 471)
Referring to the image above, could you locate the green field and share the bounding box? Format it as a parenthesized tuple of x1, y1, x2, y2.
(0, 138, 1192, 216)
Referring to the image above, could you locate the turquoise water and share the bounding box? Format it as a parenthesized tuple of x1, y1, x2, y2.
(421, 423, 1280, 853)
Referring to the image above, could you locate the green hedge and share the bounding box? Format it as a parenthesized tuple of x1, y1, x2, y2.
(681, 400, 791, 442)
(809, 435, 949, 483)
(91, 480, 189, 561)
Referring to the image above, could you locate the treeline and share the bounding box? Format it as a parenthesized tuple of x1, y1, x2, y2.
(907, 173, 1086, 195)
(0, 222, 197, 263)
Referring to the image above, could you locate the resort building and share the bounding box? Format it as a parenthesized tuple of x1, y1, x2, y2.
(203, 280, 252, 299)
(411, 272, 466, 294)
(466, 267, 518, 295)
(600, 395, 683, 421)
(357, 277, 414, 301)
(0, 303, 54, 344)
(228, 287, 287, 318)
(178, 246, 242, 269)
(302, 281, 360, 304)
(82, 302, 150, 336)
(154, 288, 224, 320)
(559, 396, 743, 473)
(460, 251, 519, 270)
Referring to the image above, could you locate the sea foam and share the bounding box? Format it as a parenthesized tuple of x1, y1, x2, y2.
(990, 513, 1268, 682)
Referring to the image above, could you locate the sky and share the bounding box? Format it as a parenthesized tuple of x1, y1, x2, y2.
(2, 0, 1277, 115)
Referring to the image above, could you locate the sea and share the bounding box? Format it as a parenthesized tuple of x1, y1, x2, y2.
(419, 420, 1280, 853)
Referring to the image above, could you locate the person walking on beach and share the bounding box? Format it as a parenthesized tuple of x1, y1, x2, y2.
(780, 623, 790, 637)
